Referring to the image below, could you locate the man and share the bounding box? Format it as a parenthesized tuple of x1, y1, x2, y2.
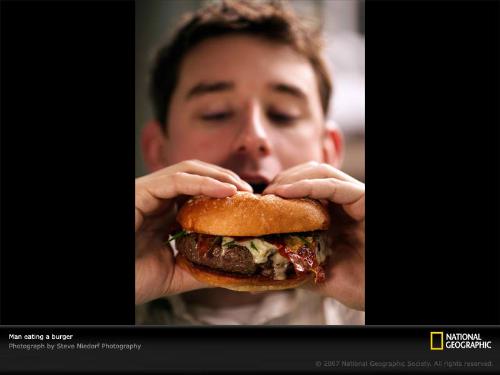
(135, 0, 365, 325)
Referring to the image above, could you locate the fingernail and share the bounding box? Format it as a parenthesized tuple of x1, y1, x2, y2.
(237, 182, 252, 192)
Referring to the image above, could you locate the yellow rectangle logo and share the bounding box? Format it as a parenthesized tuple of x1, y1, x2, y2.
(430, 331, 444, 350)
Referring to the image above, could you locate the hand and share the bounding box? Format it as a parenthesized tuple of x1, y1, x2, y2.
(263, 161, 365, 311)
(135, 160, 253, 305)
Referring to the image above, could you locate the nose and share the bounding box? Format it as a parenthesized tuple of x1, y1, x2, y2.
(233, 100, 272, 157)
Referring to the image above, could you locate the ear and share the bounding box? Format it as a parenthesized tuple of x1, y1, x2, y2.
(141, 120, 168, 173)
(322, 120, 344, 168)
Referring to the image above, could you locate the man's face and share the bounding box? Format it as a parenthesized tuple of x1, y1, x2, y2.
(163, 35, 327, 189)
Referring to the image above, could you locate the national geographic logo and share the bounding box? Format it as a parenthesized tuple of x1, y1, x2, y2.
(430, 331, 493, 350)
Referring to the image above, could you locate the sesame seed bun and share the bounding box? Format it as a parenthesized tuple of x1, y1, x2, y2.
(176, 192, 330, 237)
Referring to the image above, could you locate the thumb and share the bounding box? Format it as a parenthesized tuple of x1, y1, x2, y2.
(164, 258, 211, 296)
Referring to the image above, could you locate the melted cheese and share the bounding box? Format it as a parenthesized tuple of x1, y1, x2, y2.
(222, 237, 277, 264)
(271, 252, 289, 280)
(316, 235, 329, 263)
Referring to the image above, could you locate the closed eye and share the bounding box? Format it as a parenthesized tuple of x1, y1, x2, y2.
(200, 112, 234, 121)
(268, 111, 297, 125)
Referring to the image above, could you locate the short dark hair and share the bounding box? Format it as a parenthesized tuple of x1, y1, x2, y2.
(150, 0, 332, 133)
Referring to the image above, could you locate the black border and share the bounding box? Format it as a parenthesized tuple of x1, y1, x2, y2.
(0, 0, 135, 325)
(365, 0, 500, 325)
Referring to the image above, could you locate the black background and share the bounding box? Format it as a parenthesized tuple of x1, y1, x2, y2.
(0, 0, 498, 326)
(0, 1, 135, 324)
(365, 0, 499, 325)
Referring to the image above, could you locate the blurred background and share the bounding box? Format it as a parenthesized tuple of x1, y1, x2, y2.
(135, 0, 365, 182)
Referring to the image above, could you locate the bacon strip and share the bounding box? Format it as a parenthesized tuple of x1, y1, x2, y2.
(196, 234, 217, 257)
(272, 240, 326, 283)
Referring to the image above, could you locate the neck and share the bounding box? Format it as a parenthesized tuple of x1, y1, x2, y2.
(182, 288, 270, 309)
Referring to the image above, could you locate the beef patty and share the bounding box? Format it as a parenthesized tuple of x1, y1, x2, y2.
(175, 233, 289, 276)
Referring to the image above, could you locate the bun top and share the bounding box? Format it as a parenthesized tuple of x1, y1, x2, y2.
(177, 192, 330, 236)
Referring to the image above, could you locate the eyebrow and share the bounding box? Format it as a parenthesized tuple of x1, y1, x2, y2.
(184, 80, 308, 102)
(185, 81, 234, 100)
(270, 82, 307, 102)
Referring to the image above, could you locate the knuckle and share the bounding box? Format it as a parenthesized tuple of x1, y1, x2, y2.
(172, 171, 186, 179)
(180, 159, 196, 169)
(327, 178, 338, 187)
(179, 160, 193, 170)
(303, 178, 314, 185)
(135, 188, 150, 209)
(223, 168, 237, 177)
(135, 180, 145, 192)
(271, 173, 283, 182)
(201, 175, 215, 184)
(318, 163, 332, 174)
(177, 160, 188, 169)
(171, 172, 187, 186)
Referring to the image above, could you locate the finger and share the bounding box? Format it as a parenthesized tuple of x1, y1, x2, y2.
(270, 162, 336, 185)
(273, 178, 363, 203)
(265, 163, 360, 194)
(186, 160, 246, 184)
(136, 173, 237, 221)
(164, 263, 211, 296)
(343, 194, 365, 222)
(281, 164, 361, 185)
(267, 162, 316, 187)
(174, 160, 253, 192)
(273, 178, 365, 220)
(302, 281, 365, 311)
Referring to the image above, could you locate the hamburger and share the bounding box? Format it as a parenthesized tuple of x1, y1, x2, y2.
(171, 192, 330, 292)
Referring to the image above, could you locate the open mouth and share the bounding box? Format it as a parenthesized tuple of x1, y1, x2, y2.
(249, 183, 268, 194)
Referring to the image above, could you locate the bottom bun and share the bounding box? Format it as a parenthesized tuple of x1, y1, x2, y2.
(176, 254, 312, 292)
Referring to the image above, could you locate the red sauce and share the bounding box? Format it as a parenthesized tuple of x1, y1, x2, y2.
(274, 242, 288, 258)
(196, 235, 213, 257)
(269, 237, 325, 283)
